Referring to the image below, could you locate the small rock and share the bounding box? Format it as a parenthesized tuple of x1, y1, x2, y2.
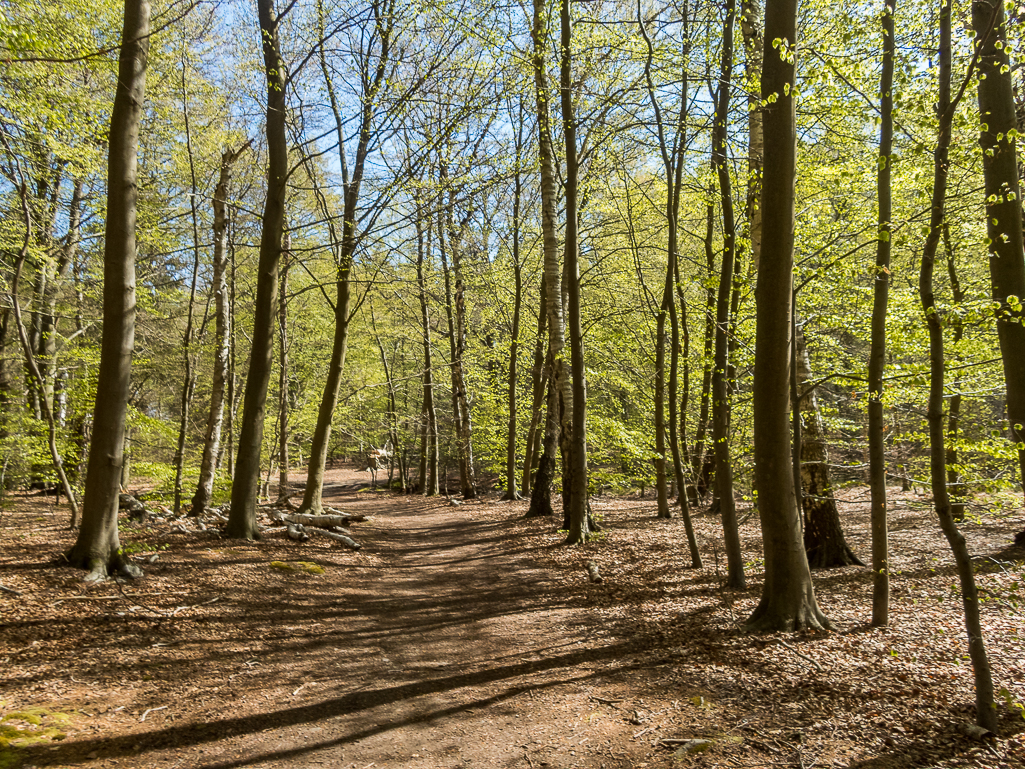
(674, 739, 714, 756)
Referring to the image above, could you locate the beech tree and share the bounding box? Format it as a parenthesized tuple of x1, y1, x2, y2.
(746, 0, 830, 632)
(66, 0, 150, 578)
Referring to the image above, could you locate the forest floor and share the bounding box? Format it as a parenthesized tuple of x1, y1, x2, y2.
(1, 467, 1024, 769)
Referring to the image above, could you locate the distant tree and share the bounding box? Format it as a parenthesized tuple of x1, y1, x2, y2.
(191, 143, 250, 517)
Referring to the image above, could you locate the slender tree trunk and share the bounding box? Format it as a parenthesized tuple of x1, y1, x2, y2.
(228, 0, 288, 539)
(226, 209, 237, 479)
(943, 223, 967, 520)
(527, 0, 564, 520)
(276, 231, 291, 504)
(796, 327, 863, 567)
(173, 57, 205, 515)
(919, 0, 996, 730)
(869, 0, 895, 626)
(521, 276, 549, 495)
(691, 192, 717, 499)
(414, 201, 440, 496)
(972, 0, 1025, 543)
(560, 0, 589, 544)
(746, 0, 829, 632)
(503, 156, 524, 501)
(192, 144, 248, 516)
(66, 0, 149, 575)
(299, 0, 396, 513)
(712, 0, 744, 587)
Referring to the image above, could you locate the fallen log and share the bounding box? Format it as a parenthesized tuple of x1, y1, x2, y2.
(286, 523, 310, 542)
(586, 561, 603, 584)
(271, 511, 366, 528)
(306, 527, 361, 551)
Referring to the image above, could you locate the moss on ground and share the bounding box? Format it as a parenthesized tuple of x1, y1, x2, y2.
(0, 706, 72, 768)
(270, 560, 325, 575)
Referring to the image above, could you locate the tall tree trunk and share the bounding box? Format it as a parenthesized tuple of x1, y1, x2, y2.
(746, 0, 829, 632)
(276, 231, 291, 504)
(796, 327, 863, 567)
(919, 0, 996, 730)
(527, 0, 565, 520)
(228, 0, 288, 539)
(414, 198, 440, 496)
(173, 54, 205, 515)
(66, 0, 149, 576)
(711, 0, 744, 588)
(869, 0, 895, 627)
(560, 0, 589, 545)
(638, 0, 702, 562)
(299, 0, 395, 514)
(192, 144, 248, 516)
(690, 191, 717, 499)
(972, 0, 1025, 543)
(521, 276, 549, 496)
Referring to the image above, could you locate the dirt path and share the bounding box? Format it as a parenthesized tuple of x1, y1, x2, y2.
(11, 474, 653, 769)
(9, 472, 1023, 769)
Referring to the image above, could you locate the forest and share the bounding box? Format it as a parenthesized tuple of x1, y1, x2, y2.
(0, 0, 1024, 766)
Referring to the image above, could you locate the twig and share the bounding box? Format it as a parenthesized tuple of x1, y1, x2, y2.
(0, 583, 23, 596)
(140, 706, 167, 722)
(776, 640, 824, 672)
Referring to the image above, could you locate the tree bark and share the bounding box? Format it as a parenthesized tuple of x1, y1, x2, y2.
(746, 0, 829, 632)
(868, 0, 895, 626)
(66, 0, 149, 577)
(228, 0, 288, 539)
